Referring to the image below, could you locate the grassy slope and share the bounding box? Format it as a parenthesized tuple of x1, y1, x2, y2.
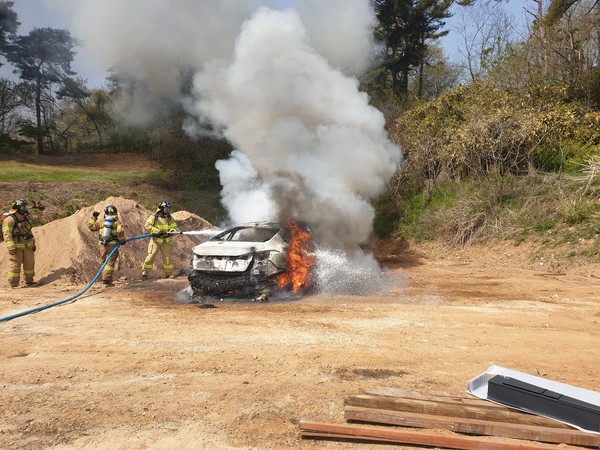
(0, 155, 226, 225)
(4, 154, 599, 272)
(2, 161, 155, 183)
(388, 172, 600, 269)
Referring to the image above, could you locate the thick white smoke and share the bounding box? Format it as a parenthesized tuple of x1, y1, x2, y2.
(187, 6, 401, 249)
(215, 150, 275, 224)
(51, 0, 403, 292)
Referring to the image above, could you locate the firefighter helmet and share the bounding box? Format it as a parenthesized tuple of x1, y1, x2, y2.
(12, 199, 28, 209)
(105, 205, 118, 215)
(12, 199, 29, 215)
(158, 200, 171, 210)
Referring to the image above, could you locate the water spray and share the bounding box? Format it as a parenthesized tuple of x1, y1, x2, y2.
(179, 229, 223, 238)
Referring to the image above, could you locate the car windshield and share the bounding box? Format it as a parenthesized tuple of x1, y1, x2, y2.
(221, 227, 280, 242)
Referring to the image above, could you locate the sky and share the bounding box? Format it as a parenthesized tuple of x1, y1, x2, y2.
(9, 0, 109, 87)
(9, 0, 533, 88)
(436, 0, 535, 77)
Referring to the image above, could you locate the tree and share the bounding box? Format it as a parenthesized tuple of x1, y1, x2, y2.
(541, 0, 600, 105)
(0, 77, 25, 134)
(414, 43, 462, 100)
(544, 0, 599, 24)
(452, 1, 516, 82)
(374, 0, 454, 98)
(0, 1, 18, 49)
(53, 83, 114, 152)
(3, 27, 79, 154)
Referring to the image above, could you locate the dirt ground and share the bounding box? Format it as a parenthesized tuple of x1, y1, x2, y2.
(1, 238, 599, 450)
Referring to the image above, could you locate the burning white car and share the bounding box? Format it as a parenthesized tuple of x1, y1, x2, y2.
(188, 221, 315, 299)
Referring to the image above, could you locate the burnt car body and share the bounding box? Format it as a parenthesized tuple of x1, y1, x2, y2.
(188, 221, 313, 298)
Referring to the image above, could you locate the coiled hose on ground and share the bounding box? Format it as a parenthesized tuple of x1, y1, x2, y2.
(0, 233, 155, 323)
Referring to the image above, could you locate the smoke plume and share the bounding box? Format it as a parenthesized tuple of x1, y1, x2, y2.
(53, 0, 403, 289)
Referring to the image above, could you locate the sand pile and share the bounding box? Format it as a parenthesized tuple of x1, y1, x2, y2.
(0, 197, 213, 286)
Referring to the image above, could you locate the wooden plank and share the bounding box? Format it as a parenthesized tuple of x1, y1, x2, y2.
(345, 393, 570, 429)
(301, 431, 559, 449)
(362, 386, 475, 399)
(345, 406, 600, 448)
(299, 421, 572, 450)
(362, 386, 505, 406)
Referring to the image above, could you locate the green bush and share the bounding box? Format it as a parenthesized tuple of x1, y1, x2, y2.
(372, 194, 400, 238)
(0, 134, 33, 154)
(63, 199, 85, 215)
(534, 145, 570, 172)
(559, 198, 595, 225)
(536, 141, 600, 173)
(533, 217, 556, 233)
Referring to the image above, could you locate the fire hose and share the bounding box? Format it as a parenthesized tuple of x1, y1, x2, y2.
(0, 231, 185, 324)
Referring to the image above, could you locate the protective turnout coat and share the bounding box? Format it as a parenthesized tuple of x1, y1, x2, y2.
(3, 210, 36, 286)
(88, 213, 126, 283)
(88, 214, 125, 245)
(142, 212, 178, 278)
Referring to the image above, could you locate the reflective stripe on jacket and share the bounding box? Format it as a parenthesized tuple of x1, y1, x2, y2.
(3, 212, 35, 250)
(144, 213, 177, 244)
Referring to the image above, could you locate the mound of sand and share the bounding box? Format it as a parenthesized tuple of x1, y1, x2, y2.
(0, 197, 213, 286)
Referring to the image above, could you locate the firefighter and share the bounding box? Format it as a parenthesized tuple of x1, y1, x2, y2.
(3, 199, 37, 288)
(141, 200, 178, 280)
(88, 204, 126, 286)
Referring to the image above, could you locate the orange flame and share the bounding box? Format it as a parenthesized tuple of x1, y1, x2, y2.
(277, 220, 315, 292)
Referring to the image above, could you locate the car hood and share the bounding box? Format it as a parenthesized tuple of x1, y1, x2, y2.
(192, 240, 268, 257)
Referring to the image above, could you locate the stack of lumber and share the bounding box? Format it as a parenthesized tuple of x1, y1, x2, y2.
(299, 387, 600, 449)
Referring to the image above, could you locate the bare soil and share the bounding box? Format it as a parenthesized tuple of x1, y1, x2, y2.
(1, 236, 599, 449)
(1, 154, 599, 449)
